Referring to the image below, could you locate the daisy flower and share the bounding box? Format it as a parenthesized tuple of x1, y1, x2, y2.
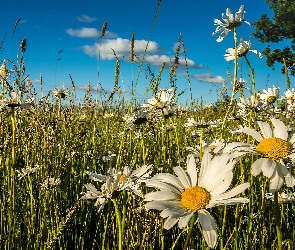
(141, 88, 174, 111)
(282, 88, 295, 105)
(237, 96, 264, 115)
(52, 87, 71, 99)
(224, 118, 295, 193)
(0, 91, 34, 110)
(212, 5, 250, 42)
(81, 165, 152, 210)
(258, 86, 279, 105)
(16, 165, 41, 179)
(224, 40, 263, 61)
(144, 149, 249, 249)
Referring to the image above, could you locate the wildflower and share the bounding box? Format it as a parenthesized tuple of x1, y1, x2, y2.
(0, 91, 34, 110)
(102, 152, 116, 161)
(40, 177, 61, 189)
(16, 166, 41, 179)
(224, 118, 295, 193)
(186, 139, 225, 158)
(52, 86, 70, 99)
(237, 96, 264, 115)
(212, 5, 250, 42)
(265, 192, 295, 203)
(258, 86, 279, 105)
(104, 113, 114, 119)
(141, 88, 174, 111)
(224, 40, 263, 61)
(282, 88, 295, 104)
(81, 165, 152, 210)
(144, 149, 249, 249)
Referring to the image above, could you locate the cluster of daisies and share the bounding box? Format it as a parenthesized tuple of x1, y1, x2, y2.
(80, 5, 295, 248)
(81, 116, 295, 248)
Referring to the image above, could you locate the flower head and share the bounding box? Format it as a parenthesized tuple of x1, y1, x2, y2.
(0, 91, 34, 110)
(224, 40, 263, 61)
(224, 118, 295, 193)
(259, 86, 279, 105)
(212, 5, 250, 42)
(16, 166, 41, 179)
(144, 149, 249, 248)
(52, 87, 71, 99)
(81, 165, 152, 210)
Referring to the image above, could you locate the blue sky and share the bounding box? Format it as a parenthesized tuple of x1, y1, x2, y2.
(1, 0, 293, 104)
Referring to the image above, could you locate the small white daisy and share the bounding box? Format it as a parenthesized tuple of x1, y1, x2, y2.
(212, 5, 250, 42)
(224, 118, 295, 193)
(16, 166, 41, 179)
(144, 149, 249, 249)
(224, 40, 263, 61)
(258, 86, 279, 105)
(81, 165, 152, 210)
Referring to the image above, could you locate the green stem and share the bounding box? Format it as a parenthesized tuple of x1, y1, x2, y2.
(112, 199, 122, 250)
(182, 213, 197, 250)
(220, 27, 238, 139)
(121, 190, 127, 236)
(244, 55, 256, 98)
(274, 191, 283, 250)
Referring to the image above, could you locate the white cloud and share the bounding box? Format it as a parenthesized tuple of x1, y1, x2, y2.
(143, 55, 202, 69)
(66, 28, 118, 39)
(82, 38, 201, 69)
(189, 73, 226, 84)
(77, 15, 97, 23)
(82, 38, 162, 60)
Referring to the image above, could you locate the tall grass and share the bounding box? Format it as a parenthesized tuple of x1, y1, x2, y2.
(1, 3, 295, 250)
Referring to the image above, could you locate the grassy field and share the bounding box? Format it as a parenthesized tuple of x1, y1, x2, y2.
(1, 4, 295, 250)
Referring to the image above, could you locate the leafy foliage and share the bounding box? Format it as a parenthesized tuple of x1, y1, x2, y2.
(253, 0, 295, 75)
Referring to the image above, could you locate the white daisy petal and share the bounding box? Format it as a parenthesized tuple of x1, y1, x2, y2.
(145, 200, 182, 211)
(234, 127, 263, 141)
(210, 171, 233, 196)
(223, 142, 253, 153)
(160, 207, 186, 218)
(144, 191, 180, 201)
(250, 158, 264, 176)
(149, 173, 185, 191)
(198, 210, 218, 249)
(261, 158, 276, 178)
(257, 121, 273, 138)
(211, 183, 250, 201)
(147, 180, 182, 194)
(280, 163, 295, 187)
(290, 133, 295, 145)
(178, 212, 194, 229)
(187, 155, 198, 186)
(271, 118, 288, 140)
(269, 166, 284, 193)
(173, 166, 191, 188)
(163, 215, 179, 230)
(207, 198, 249, 208)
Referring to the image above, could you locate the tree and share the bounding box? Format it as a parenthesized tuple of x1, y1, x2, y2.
(253, 0, 295, 75)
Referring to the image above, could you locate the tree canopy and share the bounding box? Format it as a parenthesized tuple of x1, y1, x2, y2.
(253, 0, 295, 75)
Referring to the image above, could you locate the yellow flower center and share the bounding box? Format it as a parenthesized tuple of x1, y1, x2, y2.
(119, 174, 126, 184)
(256, 137, 291, 160)
(225, 20, 242, 30)
(266, 96, 277, 105)
(181, 186, 210, 211)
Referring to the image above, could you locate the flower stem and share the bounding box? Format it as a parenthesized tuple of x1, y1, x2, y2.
(121, 190, 127, 236)
(274, 191, 283, 250)
(182, 213, 197, 250)
(112, 199, 122, 250)
(244, 55, 256, 98)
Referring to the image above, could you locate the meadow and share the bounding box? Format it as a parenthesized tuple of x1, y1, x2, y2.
(1, 3, 295, 250)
